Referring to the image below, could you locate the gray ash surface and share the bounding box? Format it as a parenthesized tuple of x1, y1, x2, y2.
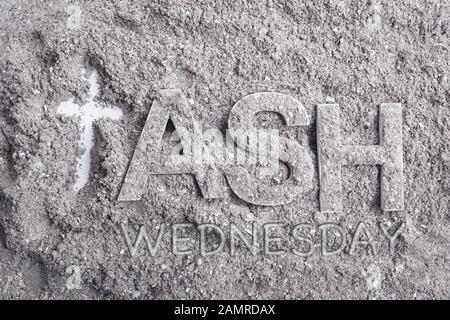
(0, 0, 449, 299)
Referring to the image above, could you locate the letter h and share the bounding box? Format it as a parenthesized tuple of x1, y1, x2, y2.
(317, 104, 404, 213)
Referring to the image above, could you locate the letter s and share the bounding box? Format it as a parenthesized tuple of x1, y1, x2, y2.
(226, 92, 313, 206)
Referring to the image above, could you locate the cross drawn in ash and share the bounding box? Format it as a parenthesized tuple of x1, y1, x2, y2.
(57, 69, 123, 192)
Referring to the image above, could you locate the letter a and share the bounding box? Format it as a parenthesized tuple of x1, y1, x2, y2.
(118, 89, 227, 201)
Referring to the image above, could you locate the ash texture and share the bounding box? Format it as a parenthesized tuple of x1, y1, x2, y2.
(0, 0, 449, 299)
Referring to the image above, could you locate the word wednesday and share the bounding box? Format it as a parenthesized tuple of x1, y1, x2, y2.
(119, 90, 404, 212)
(121, 221, 405, 257)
